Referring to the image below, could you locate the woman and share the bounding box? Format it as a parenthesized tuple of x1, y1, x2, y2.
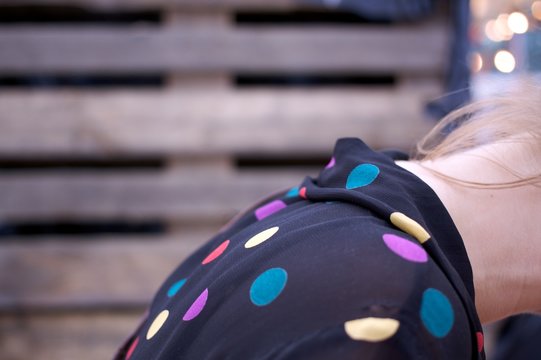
(115, 83, 540, 359)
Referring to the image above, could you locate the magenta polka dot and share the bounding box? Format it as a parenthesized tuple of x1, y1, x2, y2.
(476, 332, 484, 352)
(255, 200, 287, 220)
(126, 337, 139, 359)
(382, 233, 428, 263)
(183, 288, 208, 321)
(325, 157, 336, 169)
(202, 240, 230, 265)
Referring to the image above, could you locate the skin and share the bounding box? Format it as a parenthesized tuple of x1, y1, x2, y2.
(395, 141, 541, 324)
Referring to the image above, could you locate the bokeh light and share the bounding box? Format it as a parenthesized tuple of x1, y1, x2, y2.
(471, 52, 483, 72)
(494, 50, 516, 73)
(495, 14, 514, 40)
(532, 1, 541, 20)
(484, 20, 500, 42)
(470, 0, 489, 18)
(507, 12, 529, 34)
(485, 14, 514, 42)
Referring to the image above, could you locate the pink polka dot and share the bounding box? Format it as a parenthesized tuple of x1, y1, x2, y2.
(476, 332, 484, 352)
(183, 288, 208, 321)
(382, 233, 428, 263)
(299, 187, 307, 199)
(126, 337, 139, 359)
(202, 240, 230, 265)
(325, 157, 336, 169)
(255, 200, 287, 220)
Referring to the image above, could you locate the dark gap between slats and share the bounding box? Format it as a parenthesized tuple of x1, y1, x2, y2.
(235, 74, 396, 88)
(0, 74, 396, 89)
(235, 155, 330, 170)
(234, 10, 392, 25)
(0, 158, 166, 171)
(0, 74, 165, 89)
(0, 5, 161, 24)
(0, 221, 166, 238)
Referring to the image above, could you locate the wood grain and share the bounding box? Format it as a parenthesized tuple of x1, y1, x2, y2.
(0, 89, 435, 157)
(0, 311, 143, 360)
(0, 233, 214, 310)
(0, 170, 306, 221)
(0, 0, 307, 10)
(0, 25, 446, 74)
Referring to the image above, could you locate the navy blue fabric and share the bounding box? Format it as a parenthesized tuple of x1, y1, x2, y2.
(115, 138, 484, 359)
(491, 314, 541, 360)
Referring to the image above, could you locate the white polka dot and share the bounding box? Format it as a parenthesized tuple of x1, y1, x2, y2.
(146, 310, 169, 340)
(245, 226, 280, 248)
(344, 317, 400, 342)
(390, 212, 430, 244)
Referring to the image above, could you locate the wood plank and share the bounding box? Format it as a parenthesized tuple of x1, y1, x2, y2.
(164, 9, 232, 27)
(0, 233, 214, 310)
(0, 89, 435, 156)
(0, 25, 446, 74)
(0, 311, 143, 360)
(0, 0, 323, 10)
(0, 171, 306, 221)
(163, 10, 233, 88)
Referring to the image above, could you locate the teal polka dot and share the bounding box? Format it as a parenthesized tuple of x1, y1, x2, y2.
(420, 288, 454, 338)
(167, 278, 187, 297)
(250, 268, 288, 306)
(285, 186, 300, 198)
(346, 164, 380, 189)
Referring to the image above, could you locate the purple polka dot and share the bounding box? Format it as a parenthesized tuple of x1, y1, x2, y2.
(183, 288, 208, 321)
(255, 200, 287, 221)
(382, 233, 428, 263)
(325, 157, 336, 169)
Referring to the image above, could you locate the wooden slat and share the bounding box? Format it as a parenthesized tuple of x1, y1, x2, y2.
(0, 89, 435, 156)
(0, 233, 213, 310)
(0, 0, 323, 10)
(163, 10, 233, 88)
(0, 312, 143, 360)
(0, 171, 306, 221)
(164, 9, 232, 27)
(0, 25, 446, 74)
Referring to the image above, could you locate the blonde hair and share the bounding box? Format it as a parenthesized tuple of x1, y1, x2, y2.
(413, 80, 541, 189)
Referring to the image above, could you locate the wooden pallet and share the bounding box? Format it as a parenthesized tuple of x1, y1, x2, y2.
(0, 1, 447, 359)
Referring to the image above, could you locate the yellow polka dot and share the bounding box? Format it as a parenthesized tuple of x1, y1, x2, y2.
(244, 226, 279, 248)
(390, 212, 430, 244)
(146, 310, 169, 340)
(344, 317, 400, 342)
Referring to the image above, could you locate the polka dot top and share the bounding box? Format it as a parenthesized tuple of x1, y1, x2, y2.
(115, 138, 485, 360)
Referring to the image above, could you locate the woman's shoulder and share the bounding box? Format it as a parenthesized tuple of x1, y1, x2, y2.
(138, 198, 475, 359)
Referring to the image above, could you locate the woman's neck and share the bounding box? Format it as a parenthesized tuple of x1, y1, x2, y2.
(396, 144, 541, 324)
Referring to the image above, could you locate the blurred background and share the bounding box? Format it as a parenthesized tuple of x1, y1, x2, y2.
(0, 0, 539, 359)
(470, 0, 541, 97)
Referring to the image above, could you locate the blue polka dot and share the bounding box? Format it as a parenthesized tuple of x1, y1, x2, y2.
(420, 288, 454, 338)
(285, 186, 300, 198)
(346, 164, 380, 189)
(167, 278, 187, 297)
(250, 268, 288, 306)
